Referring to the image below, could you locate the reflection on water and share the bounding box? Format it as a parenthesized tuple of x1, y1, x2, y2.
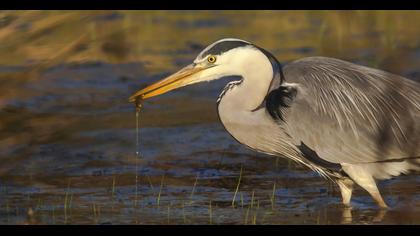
(340, 208, 389, 225)
(0, 10, 419, 224)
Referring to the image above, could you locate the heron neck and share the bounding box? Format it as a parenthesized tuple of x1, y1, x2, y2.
(217, 98, 293, 155)
(216, 50, 287, 153)
(221, 49, 277, 111)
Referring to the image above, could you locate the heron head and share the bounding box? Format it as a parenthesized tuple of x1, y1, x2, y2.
(129, 38, 274, 102)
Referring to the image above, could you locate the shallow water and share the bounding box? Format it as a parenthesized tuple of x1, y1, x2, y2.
(0, 10, 419, 225)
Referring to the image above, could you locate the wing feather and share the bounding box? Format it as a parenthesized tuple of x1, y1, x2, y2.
(281, 56, 420, 164)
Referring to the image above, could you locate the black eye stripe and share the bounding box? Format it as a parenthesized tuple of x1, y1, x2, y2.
(201, 40, 251, 58)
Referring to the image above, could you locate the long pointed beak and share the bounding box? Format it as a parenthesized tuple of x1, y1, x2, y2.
(128, 64, 208, 102)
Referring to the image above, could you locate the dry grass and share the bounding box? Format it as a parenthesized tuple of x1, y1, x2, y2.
(157, 175, 165, 207)
(231, 165, 243, 207)
(189, 173, 199, 204)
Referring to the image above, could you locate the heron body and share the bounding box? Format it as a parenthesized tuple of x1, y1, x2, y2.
(130, 38, 420, 208)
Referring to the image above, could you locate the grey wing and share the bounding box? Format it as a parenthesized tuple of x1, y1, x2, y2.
(281, 56, 420, 164)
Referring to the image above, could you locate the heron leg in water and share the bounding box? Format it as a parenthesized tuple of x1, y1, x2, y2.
(341, 206, 353, 224)
(337, 178, 354, 207)
(341, 164, 389, 208)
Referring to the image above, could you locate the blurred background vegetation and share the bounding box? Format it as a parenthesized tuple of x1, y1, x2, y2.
(0, 10, 419, 74)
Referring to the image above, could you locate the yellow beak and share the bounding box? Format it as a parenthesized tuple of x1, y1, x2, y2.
(128, 64, 208, 102)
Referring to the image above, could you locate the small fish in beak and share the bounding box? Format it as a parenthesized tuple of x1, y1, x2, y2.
(135, 96, 143, 112)
(134, 96, 143, 158)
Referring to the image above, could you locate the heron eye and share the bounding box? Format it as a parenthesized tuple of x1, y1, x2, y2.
(207, 55, 216, 63)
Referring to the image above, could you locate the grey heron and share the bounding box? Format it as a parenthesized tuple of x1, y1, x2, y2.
(129, 38, 420, 208)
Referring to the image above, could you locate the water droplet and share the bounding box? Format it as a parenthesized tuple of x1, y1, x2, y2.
(135, 110, 141, 158)
(135, 97, 143, 159)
